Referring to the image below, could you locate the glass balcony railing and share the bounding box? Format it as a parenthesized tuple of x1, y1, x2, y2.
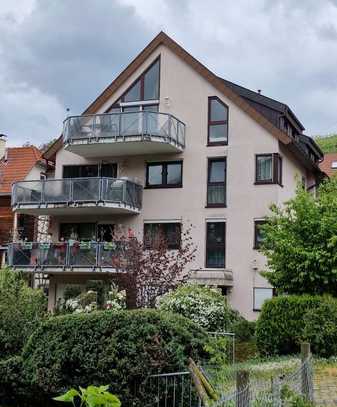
(12, 177, 143, 211)
(8, 242, 129, 270)
(63, 111, 186, 149)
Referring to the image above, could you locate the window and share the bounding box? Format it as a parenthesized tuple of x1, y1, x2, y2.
(253, 288, 273, 311)
(144, 223, 181, 250)
(121, 58, 160, 103)
(207, 158, 226, 207)
(206, 221, 226, 268)
(255, 154, 282, 185)
(60, 223, 96, 241)
(208, 97, 228, 145)
(331, 161, 337, 169)
(146, 161, 182, 188)
(254, 220, 266, 249)
(63, 164, 117, 179)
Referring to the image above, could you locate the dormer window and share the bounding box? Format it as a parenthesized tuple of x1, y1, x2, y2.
(121, 58, 160, 103)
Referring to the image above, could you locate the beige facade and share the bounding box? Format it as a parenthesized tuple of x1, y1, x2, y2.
(10, 34, 323, 319)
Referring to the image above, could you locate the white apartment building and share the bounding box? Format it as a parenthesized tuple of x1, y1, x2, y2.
(8, 32, 324, 319)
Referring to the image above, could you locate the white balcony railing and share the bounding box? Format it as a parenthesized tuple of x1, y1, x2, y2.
(63, 111, 185, 152)
(12, 178, 143, 212)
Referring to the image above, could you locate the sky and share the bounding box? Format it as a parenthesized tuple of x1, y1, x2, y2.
(0, 0, 337, 147)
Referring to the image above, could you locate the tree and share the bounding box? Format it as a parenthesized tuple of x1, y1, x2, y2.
(110, 225, 196, 308)
(314, 133, 337, 153)
(0, 268, 47, 358)
(260, 178, 337, 295)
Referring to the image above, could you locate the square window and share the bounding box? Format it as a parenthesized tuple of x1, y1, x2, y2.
(146, 161, 182, 188)
(255, 154, 282, 185)
(253, 288, 273, 311)
(144, 223, 181, 250)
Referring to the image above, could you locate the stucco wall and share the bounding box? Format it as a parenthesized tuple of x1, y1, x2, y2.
(50, 44, 311, 319)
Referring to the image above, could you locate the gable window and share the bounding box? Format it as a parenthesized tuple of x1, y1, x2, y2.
(255, 154, 282, 185)
(206, 221, 226, 268)
(146, 161, 182, 188)
(254, 220, 267, 249)
(121, 58, 160, 103)
(144, 222, 181, 250)
(208, 97, 228, 145)
(207, 158, 226, 207)
(253, 288, 273, 311)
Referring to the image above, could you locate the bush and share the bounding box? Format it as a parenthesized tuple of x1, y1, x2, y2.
(0, 268, 47, 358)
(303, 296, 337, 358)
(157, 284, 242, 332)
(0, 356, 26, 400)
(256, 295, 322, 355)
(231, 319, 256, 342)
(21, 309, 208, 405)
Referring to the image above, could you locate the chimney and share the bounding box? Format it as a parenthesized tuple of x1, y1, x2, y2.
(0, 134, 7, 160)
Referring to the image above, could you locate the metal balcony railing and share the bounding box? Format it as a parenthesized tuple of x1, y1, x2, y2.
(8, 242, 129, 270)
(63, 111, 186, 148)
(12, 178, 143, 210)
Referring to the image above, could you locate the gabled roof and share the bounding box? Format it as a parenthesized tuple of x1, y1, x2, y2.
(43, 31, 322, 175)
(0, 146, 42, 194)
(319, 153, 337, 178)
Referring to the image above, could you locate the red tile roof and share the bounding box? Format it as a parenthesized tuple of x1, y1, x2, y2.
(0, 146, 42, 194)
(319, 153, 337, 178)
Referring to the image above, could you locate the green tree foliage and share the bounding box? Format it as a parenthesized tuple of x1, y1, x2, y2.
(314, 134, 337, 153)
(157, 284, 244, 333)
(0, 268, 47, 358)
(21, 309, 208, 405)
(256, 295, 322, 355)
(260, 178, 337, 295)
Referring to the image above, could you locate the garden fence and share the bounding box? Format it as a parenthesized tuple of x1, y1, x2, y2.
(142, 343, 314, 407)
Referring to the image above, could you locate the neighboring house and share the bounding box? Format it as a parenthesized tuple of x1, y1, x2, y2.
(0, 144, 46, 248)
(7, 32, 324, 318)
(319, 153, 337, 178)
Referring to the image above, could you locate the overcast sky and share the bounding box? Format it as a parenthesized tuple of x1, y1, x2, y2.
(1, 0, 337, 147)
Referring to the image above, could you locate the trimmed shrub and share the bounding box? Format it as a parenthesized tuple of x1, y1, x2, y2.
(157, 284, 242, 332)
(256, 295, 322, 355)
(21, 309, 208, 405)
(0, 356, 26, 400)
(0, 268, 47, 358)
(231, 319, 256, 342)
(303, 296, 337, 358)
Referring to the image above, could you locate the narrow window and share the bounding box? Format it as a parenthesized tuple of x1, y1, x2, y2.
(208, 97, 228, 145)
(253, 288, 273, 311)
(254, 220, 266, 249)
(255, 154, 282, 185)
(332, 161, 337, 169)
(144, 223, 181, 250)
(206, 222, 226, 268)
(146, 161, 182, 188)
(207, 158, 226, 207)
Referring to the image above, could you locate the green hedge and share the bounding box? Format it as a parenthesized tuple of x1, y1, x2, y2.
(303, 296, 337, 358)
(20, 309, 208, 405)
(256, 295, 322, 355)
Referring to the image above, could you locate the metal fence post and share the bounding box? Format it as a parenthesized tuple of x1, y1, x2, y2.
(236, 370, 250, 407)
(301, 342, 313, 402)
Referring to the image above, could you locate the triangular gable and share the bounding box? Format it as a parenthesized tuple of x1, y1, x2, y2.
(44, 31, 292, 160)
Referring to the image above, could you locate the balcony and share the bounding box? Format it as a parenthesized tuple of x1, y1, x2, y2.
(8, 242, 128, 273)
(63, 111, 186, 157)
(12, 178, 142, 215)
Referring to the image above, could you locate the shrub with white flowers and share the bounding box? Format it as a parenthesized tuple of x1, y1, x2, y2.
(157, 284, 242, 332)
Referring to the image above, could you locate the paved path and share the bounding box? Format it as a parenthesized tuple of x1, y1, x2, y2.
(314, 366, 337, 406)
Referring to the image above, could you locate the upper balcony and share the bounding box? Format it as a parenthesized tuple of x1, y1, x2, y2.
(63, 111, 186, 158)
(12, 177, 142, 216)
